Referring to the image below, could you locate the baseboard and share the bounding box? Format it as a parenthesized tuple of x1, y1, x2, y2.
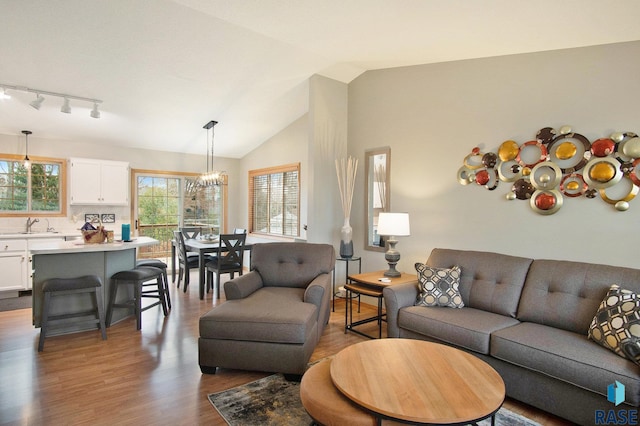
(0, 291, 20, 299)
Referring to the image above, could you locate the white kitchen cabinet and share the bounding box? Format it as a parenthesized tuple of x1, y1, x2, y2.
(69, 157, 130, 205)
(0, 239, 28, 291)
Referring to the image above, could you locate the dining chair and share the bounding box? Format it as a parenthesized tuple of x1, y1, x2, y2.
(180, 226, 203, 240)
(205, 233, 247, 299)
(173, 230, 200, 290)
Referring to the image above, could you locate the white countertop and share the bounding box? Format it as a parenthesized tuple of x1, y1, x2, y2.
(0, 232, 76, 239)
(29, 236, 159, 255)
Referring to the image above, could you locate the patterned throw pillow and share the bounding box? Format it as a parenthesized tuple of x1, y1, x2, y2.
(415, 263, 464, 308)
(588, 284, 640, 365)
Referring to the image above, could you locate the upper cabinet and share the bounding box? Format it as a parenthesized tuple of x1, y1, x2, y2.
(69, 158, 129, 205)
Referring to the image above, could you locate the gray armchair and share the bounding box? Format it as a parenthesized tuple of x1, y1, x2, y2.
(198, 242, 335, 376)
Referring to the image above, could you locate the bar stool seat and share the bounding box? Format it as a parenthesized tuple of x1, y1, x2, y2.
(136, 259, 171, 309)
(39, 275, 107, 352)
(107, 266, 169, 330)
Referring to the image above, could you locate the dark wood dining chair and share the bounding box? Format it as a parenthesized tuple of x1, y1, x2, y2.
(179, 226, 203, 240)
(205, 233, 247, 299)
(173, 230, 200, 291)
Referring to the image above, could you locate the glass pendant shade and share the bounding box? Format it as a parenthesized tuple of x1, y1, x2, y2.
(22, 130, 32, 168)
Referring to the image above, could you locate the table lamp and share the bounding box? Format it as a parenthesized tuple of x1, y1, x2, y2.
(376, 212, 410, 277)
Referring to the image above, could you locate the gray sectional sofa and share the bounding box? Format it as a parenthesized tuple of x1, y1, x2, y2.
(383, 248, 640, 426)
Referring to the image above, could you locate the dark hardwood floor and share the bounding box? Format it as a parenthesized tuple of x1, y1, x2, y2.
(0, 271, 573, 425)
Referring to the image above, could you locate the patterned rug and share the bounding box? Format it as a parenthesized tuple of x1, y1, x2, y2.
(208, 373, 541, 426)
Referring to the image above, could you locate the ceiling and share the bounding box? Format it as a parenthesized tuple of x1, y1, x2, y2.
(2, 0, 640, 159)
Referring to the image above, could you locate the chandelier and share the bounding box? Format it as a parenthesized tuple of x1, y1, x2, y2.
(198, 120, 226, 187)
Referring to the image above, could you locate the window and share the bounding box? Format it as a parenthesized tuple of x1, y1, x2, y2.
(182, 177, 225, 232)
(249, 163, 300, 237)
(0, 155, 66, 216)
(132, 170, 227, 259)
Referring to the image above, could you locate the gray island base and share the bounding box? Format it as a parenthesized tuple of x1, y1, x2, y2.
(30, 237, 159, 332)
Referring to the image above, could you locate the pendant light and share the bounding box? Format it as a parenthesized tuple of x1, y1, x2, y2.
(22, 130, 32, 168)
(198, 120, 226, 187)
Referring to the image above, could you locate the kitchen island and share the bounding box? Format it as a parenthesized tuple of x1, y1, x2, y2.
(30, 237, 159, 330)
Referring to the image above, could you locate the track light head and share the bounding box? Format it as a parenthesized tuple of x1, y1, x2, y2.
(0, 87, 10, 100)
(61, 97, 71, 113)
(30, 94, 45, 110)
(90, 102, 100, 119)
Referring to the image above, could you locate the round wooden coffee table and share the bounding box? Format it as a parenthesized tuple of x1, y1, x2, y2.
(330, 339, 505, 425)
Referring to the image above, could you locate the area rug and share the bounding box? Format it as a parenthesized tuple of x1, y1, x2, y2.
(208, 373, 541, 426)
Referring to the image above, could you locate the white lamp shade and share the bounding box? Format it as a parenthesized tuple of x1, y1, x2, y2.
(377, 212, 410, 236)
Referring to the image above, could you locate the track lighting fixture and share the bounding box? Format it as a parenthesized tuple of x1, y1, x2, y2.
(30, 94, 45, 110)
(61, 97, 71, 113)
(0, 83, 102, 118)
(90, 102, 100, 119)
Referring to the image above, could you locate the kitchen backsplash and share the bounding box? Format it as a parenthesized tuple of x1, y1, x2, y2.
(0, 206, 131, 235)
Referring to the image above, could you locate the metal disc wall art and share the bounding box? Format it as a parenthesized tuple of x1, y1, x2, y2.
(457, 126, 640, 214)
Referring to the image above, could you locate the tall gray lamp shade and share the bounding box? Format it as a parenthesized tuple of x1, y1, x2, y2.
(377, 212, 410, 277)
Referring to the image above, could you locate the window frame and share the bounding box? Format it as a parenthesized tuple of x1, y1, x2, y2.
(248, 162, 300, 238)
(0, 154, 67, 218)
(130, 168, 228, 234)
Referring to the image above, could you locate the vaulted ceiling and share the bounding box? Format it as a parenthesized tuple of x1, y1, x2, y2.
(1, 0, 640, 158)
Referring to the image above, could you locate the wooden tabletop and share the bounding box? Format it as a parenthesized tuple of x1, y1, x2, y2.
(347, 270, 417, 289)
(330, 339, 505, 425)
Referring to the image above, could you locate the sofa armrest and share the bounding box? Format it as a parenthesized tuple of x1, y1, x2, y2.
(304, 273, 331, 328)
(383, 282, 419, 338)
(224, 271, 264, 300)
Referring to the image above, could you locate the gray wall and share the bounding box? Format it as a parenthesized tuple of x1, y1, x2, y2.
(308, 75, 349, 244)
(4, 40, 640, 274)
(348, 40, 640, 272)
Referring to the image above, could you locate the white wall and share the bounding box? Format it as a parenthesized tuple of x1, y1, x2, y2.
(239, 114, 309, 238)
(348, 40, 640, 272)
(0, 133, 240, 233)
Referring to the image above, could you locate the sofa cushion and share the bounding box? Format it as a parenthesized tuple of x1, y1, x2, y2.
(518, 259, 640, 335)
(397, 305, 520, 354)
(589, 284, 640, 365)
(199, 287, 316, 344)
(426, 248, 531, 318)
(491, 322, 640, 406)
(415, 263, 464, 308)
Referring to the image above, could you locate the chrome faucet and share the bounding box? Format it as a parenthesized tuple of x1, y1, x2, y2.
(26, 217, 39, 233)
(46, 219, 55, 233)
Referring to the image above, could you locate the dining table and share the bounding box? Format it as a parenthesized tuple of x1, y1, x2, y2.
(171, 236, 261, 300)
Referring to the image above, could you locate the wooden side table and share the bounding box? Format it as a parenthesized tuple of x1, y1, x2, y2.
(345, 270, 417, 339)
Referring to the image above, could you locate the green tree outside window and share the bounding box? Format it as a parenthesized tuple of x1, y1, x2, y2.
(0, 160, 61, 212)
